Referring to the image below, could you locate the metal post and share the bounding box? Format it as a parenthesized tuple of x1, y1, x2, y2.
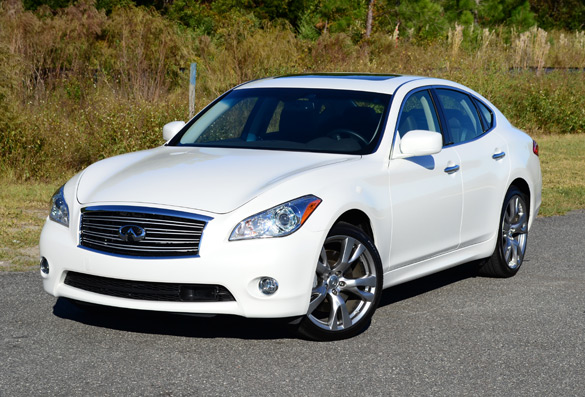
(189, 63, 197, 118)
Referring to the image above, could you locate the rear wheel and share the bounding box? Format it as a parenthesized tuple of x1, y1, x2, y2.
(479, 187, 529, 278)
(297, 224, 383, 341)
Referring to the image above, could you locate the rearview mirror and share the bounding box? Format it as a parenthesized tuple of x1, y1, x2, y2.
(399, 130, 443, 157)
(163, 121, 186, 142)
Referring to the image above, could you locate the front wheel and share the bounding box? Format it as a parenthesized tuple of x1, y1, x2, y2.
(479, 187, 529, 278)
(297, 223, 383, 341)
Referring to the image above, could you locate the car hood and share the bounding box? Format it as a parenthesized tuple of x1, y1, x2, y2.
(76, 146, 355, 214)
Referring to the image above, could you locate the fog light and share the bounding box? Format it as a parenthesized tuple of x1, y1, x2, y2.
(40, 257, 49, 275)
(258, 277, 278, 295)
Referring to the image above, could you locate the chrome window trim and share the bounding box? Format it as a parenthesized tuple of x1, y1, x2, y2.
(393, 86, 445, 146)
(388, 78, 427, 159)
(431, 86, 498, 148)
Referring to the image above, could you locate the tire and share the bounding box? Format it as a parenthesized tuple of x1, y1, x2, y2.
(479, 186, 529, 278)
(297, 223, 383, 341)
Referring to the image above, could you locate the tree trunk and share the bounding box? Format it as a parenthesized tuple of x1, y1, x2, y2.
(366, 0, 375, 39)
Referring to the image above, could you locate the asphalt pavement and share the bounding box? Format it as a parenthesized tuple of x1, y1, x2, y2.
(1, 211, 584, 396)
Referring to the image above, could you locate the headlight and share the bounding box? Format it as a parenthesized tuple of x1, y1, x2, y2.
(49, 185, 69, 227)
(230, 195, 322, 241)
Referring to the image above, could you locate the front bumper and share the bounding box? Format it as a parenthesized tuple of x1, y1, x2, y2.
(40, 216, 324, 318)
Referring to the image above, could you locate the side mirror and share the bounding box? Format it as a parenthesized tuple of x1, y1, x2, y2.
(163, 121, 186, 142)
(399, 130, 443, 157)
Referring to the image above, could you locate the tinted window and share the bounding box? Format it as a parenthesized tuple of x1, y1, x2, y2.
(397, 90, 441, 138)
(473, 98, 494, 132)
(193, 97, 258, 142)
(436, 89, 484, 144)
(175, 88, 391, 155)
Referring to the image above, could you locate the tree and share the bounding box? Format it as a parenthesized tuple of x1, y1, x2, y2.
(478, 0, 536, 29)
(397, 0, 447, 39)
(530, 0, 585, 30)
(365, 0, 374, 38)
(210, 0, 311, 28)
(443, 0, 478, 25)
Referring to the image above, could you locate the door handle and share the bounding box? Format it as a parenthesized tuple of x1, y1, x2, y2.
(444, 164, 460, 174)
(492, 151, 506, 160)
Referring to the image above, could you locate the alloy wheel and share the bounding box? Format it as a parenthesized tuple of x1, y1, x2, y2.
(307, 234, 378, 331)
(501, 194, 528, 269)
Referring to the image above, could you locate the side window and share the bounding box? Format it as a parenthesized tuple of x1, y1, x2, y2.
(436, 89, 483, 144)
(397, 90, 441, 138)
(473, 98, 494, 132)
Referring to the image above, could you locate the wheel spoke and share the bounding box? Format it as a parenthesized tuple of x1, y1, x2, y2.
(511, 212, 528, 234)
(344, 287, 375, 302)
(348, 243, 366, 265)
(332, 237, 364, 274)
(513, 196, 521, 216)
(339, 276, 377, 313)
(510, 238, 520, 265)
(308, 284, 327, 314)
(345, 275, 376, 288)
(503, 234, 523, 268)
(336, 237, 356, 272)
(316, 247, 329, 275)
(506, 199, 516, 223)
(504, 236, 513, 263)
(328, 293, 351, 330)
(502, 221, 511, 235)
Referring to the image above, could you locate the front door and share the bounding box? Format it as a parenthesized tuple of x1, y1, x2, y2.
(388, 89, 463, 269)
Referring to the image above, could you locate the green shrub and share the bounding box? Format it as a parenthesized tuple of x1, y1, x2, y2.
(2, 0, 585, 182)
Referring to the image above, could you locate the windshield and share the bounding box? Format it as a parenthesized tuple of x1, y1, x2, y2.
(172, 88, 391, 155)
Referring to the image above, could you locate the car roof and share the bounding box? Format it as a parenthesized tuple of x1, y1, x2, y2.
(235, 74, 427, 94)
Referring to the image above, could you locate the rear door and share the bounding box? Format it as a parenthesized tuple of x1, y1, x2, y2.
(433, 88, 511, 247)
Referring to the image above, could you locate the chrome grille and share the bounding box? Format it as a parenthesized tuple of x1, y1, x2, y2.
(79, 206, 211, 257)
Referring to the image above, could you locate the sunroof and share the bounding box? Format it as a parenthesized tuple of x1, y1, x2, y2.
(277, 74, 398, 81)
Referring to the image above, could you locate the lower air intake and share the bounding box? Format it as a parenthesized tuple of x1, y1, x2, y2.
(64, 271, 235, 302)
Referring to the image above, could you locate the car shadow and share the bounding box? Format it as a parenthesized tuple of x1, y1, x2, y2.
(52, 261, 480, 340)
(378, 260, 481, 308)
(53, 298, 297, 340)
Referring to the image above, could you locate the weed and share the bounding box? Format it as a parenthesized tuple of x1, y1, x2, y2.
(0, 180, 58, 271)
(535, 134, 585, 216)
(1, 1, 585, 184)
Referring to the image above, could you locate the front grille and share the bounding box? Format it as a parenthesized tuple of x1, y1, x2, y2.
(64, 271, 235, 302)
(79, 206, 210, 257)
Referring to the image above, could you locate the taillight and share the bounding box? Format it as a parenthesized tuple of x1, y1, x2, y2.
(533, 140, 539, 156)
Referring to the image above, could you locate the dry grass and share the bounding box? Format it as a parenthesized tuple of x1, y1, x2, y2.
(534, 134, 585, 216)
(0, 180, 59, 271)
(2, 4, 585, 182)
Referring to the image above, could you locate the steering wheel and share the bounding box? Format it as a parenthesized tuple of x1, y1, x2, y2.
(326, 129, 369, 147)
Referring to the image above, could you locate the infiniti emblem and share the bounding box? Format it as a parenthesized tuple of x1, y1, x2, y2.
(118, 225, 146, 242)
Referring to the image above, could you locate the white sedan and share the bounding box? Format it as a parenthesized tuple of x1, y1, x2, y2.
(40, 74, 542, 340)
